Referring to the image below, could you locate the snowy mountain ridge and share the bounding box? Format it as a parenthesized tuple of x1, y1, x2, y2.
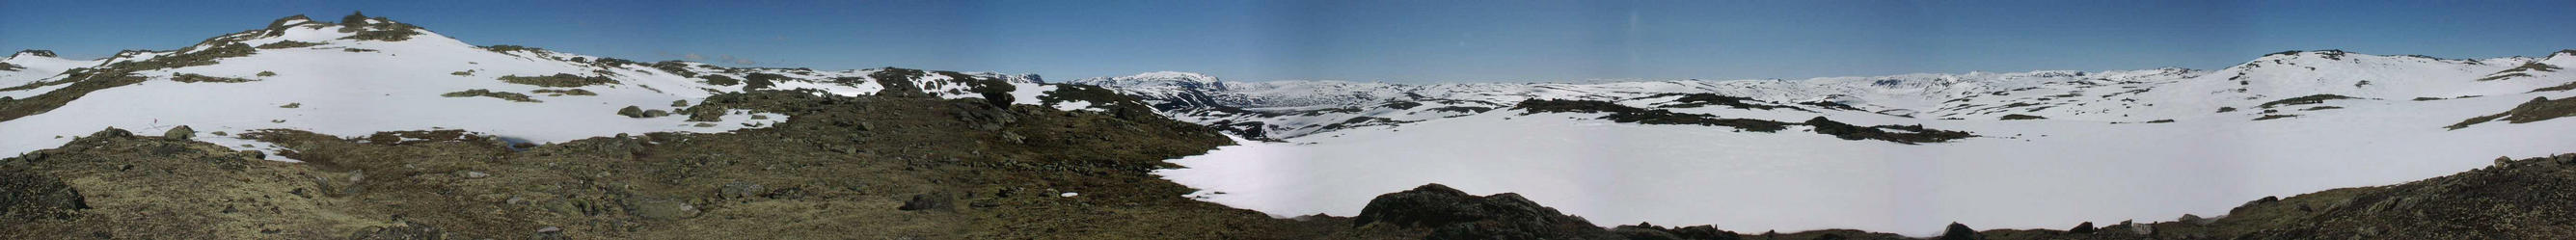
(1081, 49, 2573, 140)
(0, 13, 1138, 161)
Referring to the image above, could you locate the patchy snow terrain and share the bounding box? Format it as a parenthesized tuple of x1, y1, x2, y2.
(9, 13, 2576, 237)
(0, 14, 1098, 161)
(1135, 50, 2576, 234)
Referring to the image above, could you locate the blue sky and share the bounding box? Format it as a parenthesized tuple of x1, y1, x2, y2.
(3, 0, 2571, 83)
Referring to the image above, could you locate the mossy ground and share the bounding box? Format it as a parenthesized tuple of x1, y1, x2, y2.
(498, 74, 616, 88)
(2449, 96, 2576, 129)
(440, 89, 540, 103)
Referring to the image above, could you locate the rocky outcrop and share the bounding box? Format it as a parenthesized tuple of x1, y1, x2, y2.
(1354, 183, 1621, 240)
(0, 169, 87, 222)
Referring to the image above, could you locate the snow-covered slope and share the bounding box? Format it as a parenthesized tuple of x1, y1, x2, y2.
(0, 50, 105, 90)
(0, 13, 1118, 161)
(1125, 49, 2576, 234)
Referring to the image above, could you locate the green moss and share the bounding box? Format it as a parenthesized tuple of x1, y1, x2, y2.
(254, 40, 324, 49)
(2000, 114, 2047, 120)
(2258, 94, 2357, 109)
(1513, 99, 1797, 133)
(257, 71, 277, 77)
(110, 42, 256, 70)
(2481, 62, 2562, 81)
(1036, 84, 1155, 116)
(530, 89, 596, 96)
(744, 73, 787, 92)
(497, 73, 615, 88)
(1803, 117, 1975, 144)
(332, 13, 423, 41)
(616, 105, 646, 118)
(480, 44, 543, 54)
(2254, 115, 2297, 120)
(954, 72, 1017, 107)
(2448, 96, 2576, 129)
(170, 73, 256, 83)
(1655, 93, 1796, 110)
(1378, 101, 1424, 110)
(439, 89, 539, 102)
(1424, 106, 1492, 114)
(449, 70, 474, 76)
(2532, 81, 2576, 93)
(1512, 99, 1643, 114)
(651, 61, 697, 77)
(0, 70, 149, 121)
(700, 74, 740, 86)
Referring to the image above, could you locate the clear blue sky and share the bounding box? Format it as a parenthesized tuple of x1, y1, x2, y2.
(3, 0, 2571, 83)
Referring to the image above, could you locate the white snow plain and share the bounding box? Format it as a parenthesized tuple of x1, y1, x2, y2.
(1153, 50, 2576, 235)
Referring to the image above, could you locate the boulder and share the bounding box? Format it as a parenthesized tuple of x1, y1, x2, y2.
(163, 125, 195, 140)
(617, 106, 646, 118)
(89, 127, 134, 139)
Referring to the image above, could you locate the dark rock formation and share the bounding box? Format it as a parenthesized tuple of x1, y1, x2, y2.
(1354, 183, 1621, 240)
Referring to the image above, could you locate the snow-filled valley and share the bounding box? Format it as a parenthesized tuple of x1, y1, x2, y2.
(1132, 50, 2576, 234)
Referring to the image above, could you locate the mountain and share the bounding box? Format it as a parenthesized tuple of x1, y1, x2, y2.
(1128, 49, 2576, 232)
(1085, 50, 2575, 142)
(0, 13, 1133, 161)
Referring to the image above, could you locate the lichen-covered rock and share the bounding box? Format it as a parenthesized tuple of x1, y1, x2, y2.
(162, 125, 194, 140)
(0, 170, 88, 222)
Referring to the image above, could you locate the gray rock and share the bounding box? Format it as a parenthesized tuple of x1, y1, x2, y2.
(162, 125, 195, 140)
(90, 127, 133, 139)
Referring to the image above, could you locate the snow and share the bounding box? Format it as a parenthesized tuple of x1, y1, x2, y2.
(1147, 50, 2576, 235)
(0, 53, 105, 97)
